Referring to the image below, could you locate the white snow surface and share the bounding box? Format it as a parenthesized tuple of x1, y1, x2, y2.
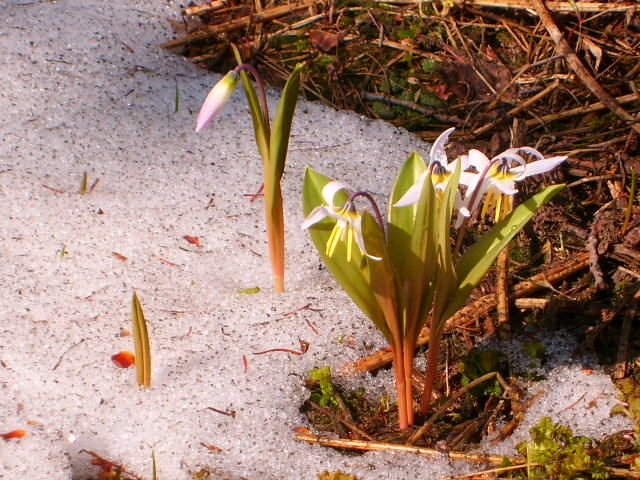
(0, 0, 633, 479)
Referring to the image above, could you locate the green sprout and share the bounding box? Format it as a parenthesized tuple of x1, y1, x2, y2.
(302, 128, 566, 428)
(309, 366, 339, 408)
(196, 45, 304, 293)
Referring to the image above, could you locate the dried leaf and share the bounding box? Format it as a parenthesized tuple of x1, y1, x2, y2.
(309, 30, 339, 52)
(111, 351, 136, 368)
(183, 235, 201, 246)
(132, 291, 152, 387)
(237, 286, 261, 294)
(1, 429, 27, 440)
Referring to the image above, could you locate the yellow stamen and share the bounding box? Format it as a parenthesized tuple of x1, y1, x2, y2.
(326, 223, 342, 258)
(346, 225, 354, 263)
(494, 193, 503, 222)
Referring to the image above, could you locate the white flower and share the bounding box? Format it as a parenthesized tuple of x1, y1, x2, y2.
(195, 71, 240, 132)
(394, 128, 474, 221)
(462, 147, 567, 221)
(302, 181, 380, 262)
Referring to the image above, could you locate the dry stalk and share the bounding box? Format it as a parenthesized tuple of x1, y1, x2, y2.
(530, 0, 640, 135)
(162, 0, 319, 48)
(294, 431, 522, 465)
(407, 371, 512, 444)
(377, 0, 640, 13)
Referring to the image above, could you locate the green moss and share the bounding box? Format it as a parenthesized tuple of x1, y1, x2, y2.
(515, 417, 609, 479)
(614, 377, 640, 429)
(309, 366, 339, 408)
(459, 348, 507, 398)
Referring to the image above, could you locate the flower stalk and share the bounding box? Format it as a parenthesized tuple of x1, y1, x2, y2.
(196, 47, 304, 292)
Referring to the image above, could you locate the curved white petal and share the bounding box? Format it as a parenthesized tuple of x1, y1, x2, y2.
(353, 216, 382, 261)
(446, 154, 469, 173)
(503, 146, 544, 160)
(490, 178, 517, 195)
(467, 149, 490, 170)
(463, 176, 492, 215)
(491, 151, 527, 168)
(321, 180, 353, 207)
(523, 155, 567, 177)
(459, 170, 480, 187)
(394, 172, 428, 207)
(430, 127, 455, 166)
(301, 206, 334, 229)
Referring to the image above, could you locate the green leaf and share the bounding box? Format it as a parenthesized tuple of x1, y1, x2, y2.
(302, 167, 389, 339)
(361, 212, 400, 340)
(442, 184, 565, 320)
(387, 151, 427, 280)
(132, 290, 152, 387)
(231, 44, 270, 161)
(401, 166, 439, 338)
(269, 63, 303, 183)
(431, 161, 460, 335)
(309, 366, 338, 408)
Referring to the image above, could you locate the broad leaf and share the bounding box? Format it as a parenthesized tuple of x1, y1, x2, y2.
(387, 152, 427, 282)
(402, 168, 439, 339)
(361, 212, 399, 341)
(302, 167, 389, 338)
(430, 163, 460, 337)
(269, 63, 303, 183)
(442, 184, 565, 320)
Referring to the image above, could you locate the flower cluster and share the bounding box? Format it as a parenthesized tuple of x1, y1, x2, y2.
(304, 128, 567, 261)
(302, 128, 566, 428)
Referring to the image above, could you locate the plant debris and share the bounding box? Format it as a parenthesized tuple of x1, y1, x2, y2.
(163, 0, 639, 155)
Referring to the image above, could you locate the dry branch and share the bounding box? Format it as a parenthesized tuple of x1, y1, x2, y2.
(162, 0, 319, 48)
(294, 431, 521, 465)
(525, 93, 639, 129)
(531, 0, 640, 135)
(374, 0, 639, 13)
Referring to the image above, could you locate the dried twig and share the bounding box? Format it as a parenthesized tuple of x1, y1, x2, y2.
(375, 0, 639, 13)
(407, 371, 512, 445)
(162, 0, 319, 48)
(613, 284, 640, 379)
(294, 431, 522, 465)
(531, 0, 640, 135)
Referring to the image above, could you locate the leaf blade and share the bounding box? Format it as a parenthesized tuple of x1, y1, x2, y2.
(132, 290, 152, 387)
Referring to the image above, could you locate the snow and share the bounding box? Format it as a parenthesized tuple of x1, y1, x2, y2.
(0, 0, 633, 478)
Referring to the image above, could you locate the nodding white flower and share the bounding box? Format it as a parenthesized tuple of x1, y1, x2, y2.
(195, 71, 240, 133)
(394, 128, 474, 220)
(302, 181, 380, 262)
(463, 147, 567, 221)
